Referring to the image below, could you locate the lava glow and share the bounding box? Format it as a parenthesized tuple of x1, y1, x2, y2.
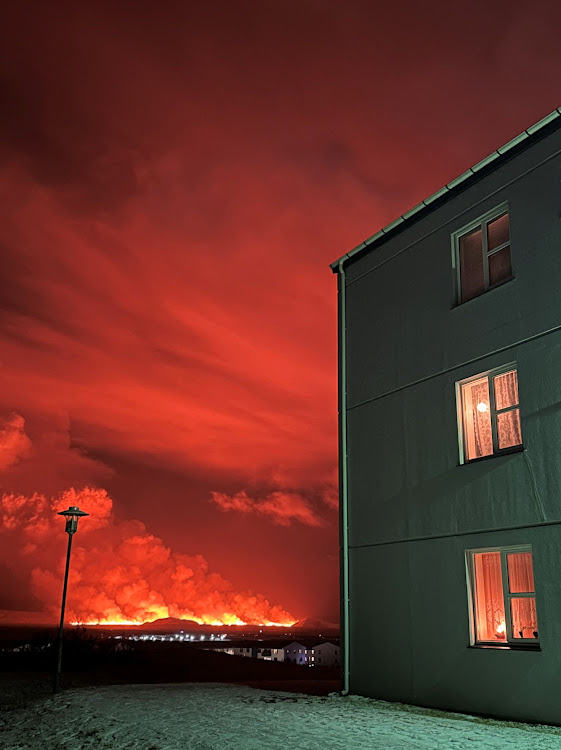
(71, 616, 295, 628)
(0, 485, 295, 627)
(71, 618, 147, 627)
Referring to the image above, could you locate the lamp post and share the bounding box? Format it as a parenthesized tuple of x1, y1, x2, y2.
(53, 505, 88, 694)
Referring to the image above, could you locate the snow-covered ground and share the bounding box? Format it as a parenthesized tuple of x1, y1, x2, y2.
(2, 682, 561, 750)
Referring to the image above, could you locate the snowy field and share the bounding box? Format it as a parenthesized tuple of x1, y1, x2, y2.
(2, 682, 561, 750)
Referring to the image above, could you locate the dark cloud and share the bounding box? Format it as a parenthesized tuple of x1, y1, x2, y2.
(0, 0, 560, 623)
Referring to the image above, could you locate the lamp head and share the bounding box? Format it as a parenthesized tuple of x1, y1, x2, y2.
(58, 506, 89, 535)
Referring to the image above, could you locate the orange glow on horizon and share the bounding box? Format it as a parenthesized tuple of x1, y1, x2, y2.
(71, 617, 296, 627)
(1, 487, 297, 629)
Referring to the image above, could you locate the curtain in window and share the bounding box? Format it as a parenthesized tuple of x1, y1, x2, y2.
(506, 552, 538, 638)
(473, 552, 506, 641)
(494, 371, 522, 449)
(507, 552, 534, 593)
(462, 378, 493, 459)
(496, 411, 522, 449)
(489, 247, 512, 286)
(493, 371, 518, 410)
(511, 598, 538, 639)
(487, 213, 510, 251)
(487, 213, 512, 286)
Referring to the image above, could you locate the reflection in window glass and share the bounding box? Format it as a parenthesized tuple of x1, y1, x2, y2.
(459, 228, 484, 302)
(487, 213, 510, 251)
(456, 208, 512, 303)
(489, 246, 512, 286)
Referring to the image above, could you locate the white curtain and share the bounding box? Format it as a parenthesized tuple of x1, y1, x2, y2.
(493, 370, 518, 410)
(494, 371, 522, 449)
(473, 552, 506, 641)
(507, 552, 538, 640)
(462, 378, 493, 459)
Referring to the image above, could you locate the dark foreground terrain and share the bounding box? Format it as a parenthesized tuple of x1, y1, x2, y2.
(0, 628, 340, 707)
(3, 629, 561, 749)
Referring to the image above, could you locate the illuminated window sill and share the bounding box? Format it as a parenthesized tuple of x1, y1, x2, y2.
(460, 444, 525, 466)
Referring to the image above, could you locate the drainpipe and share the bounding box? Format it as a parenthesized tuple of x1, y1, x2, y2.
(337, 258, 350, 696)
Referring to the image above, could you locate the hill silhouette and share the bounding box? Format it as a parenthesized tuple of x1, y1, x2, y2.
(138, 617, 201, 631)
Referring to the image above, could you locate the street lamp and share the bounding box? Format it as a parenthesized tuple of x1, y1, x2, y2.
(53, 505, 88, 693)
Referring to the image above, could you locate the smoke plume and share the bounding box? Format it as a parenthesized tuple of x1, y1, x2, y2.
(0, 486, 294, 625)
(0, 414, 32, 471)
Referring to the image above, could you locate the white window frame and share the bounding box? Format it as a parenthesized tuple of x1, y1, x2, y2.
(456, 363, 522, 464)
(452, 202, 512, 303)
(465, 545, 539, 646)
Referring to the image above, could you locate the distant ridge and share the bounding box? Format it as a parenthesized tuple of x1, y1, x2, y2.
(138, 617, 201, 631)
(291, 618, 339, 631)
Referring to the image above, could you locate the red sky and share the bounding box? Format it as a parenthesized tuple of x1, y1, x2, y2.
(0, 0, 561, 624)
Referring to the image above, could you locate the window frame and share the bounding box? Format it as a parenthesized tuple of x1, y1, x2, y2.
(456, 363, 523, 464)
(466, 545, 539, 647)
(452, 202, 512, 304)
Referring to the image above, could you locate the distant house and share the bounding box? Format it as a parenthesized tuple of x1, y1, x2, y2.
(331, 106, 561, 724)
(283, 642, 308, 664)
(214, 646, 255, 658)
(306, 642, 339, 667)
(256, 646, 285, 662)
(211, 644, 285, 661)
(212, 640, 338, 666)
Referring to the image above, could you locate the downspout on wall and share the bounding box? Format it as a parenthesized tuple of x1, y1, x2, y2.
(337, 258, 350, 695)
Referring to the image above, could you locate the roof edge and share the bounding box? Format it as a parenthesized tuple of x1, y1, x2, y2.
(330, 106, 561, 272)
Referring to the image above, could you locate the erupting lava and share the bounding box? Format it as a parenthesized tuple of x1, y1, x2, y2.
(71, 617, 293, 627)
(0, 486, 295, 627)
(71, 614, 294, 627)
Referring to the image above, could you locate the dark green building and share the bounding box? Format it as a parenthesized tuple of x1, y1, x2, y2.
(332, 106, 561, 724)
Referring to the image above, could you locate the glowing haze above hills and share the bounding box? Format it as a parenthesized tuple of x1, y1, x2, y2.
(0, 481, 294, 626)
(1, 0, 561, 625)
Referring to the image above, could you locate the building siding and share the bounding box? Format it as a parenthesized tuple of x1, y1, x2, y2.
(340, 119, 561, 723)
(350, 525, 561, 723)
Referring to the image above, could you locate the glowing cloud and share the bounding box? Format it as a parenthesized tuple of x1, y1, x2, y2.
(0, 486, 294, 626)
(211, 489, 324, 527)
(0, 414, 32, 471)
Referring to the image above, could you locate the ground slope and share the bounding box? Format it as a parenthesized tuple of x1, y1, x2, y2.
(2, 682, 561, 749)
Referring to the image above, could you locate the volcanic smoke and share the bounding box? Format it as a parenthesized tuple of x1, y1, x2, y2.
(0, 486, 294, 626)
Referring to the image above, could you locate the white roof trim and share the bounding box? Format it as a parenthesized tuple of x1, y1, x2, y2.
(330, 106, 561, 270)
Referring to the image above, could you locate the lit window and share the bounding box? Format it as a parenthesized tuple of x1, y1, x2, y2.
(454, 205, 512, 303)
(467, 547, 539, 645)
(457, 366, 522, 462)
